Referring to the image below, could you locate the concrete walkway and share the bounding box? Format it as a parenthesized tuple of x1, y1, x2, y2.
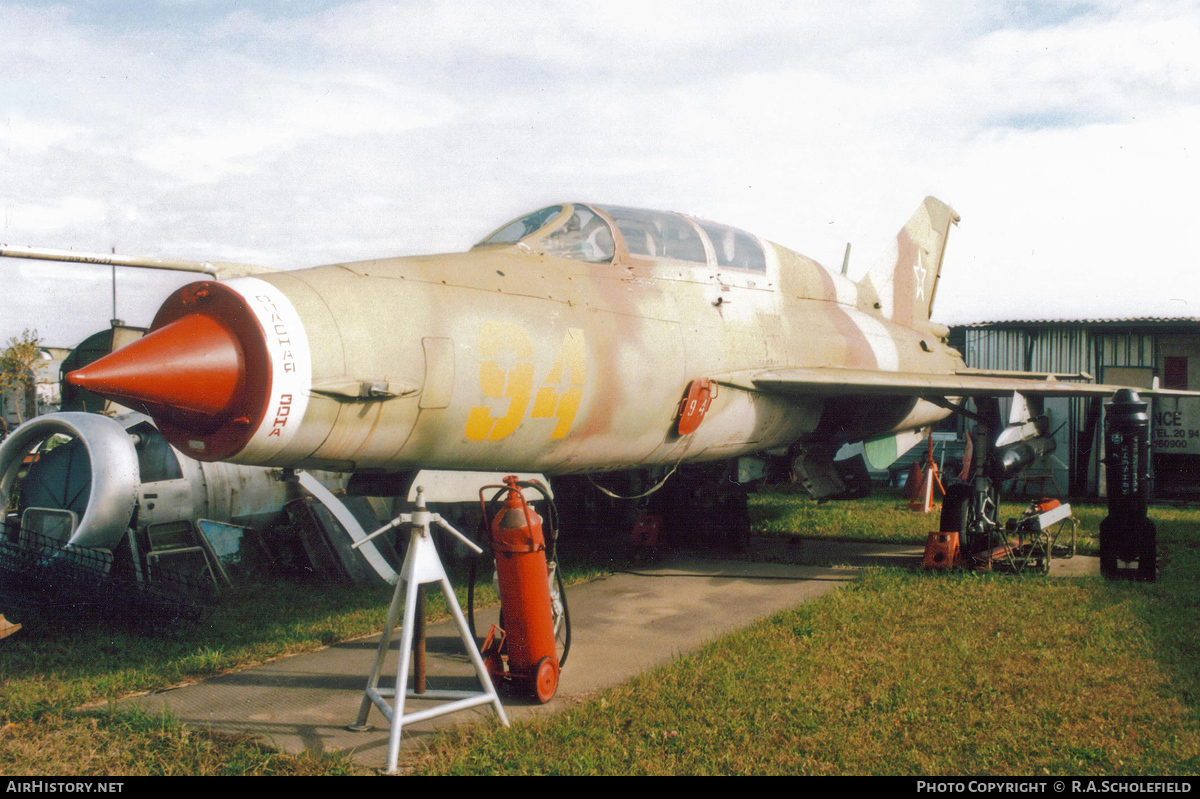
(126, 539, 1098, 771)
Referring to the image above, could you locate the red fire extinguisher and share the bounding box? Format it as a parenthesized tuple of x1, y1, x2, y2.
(478, 476, 562, 703)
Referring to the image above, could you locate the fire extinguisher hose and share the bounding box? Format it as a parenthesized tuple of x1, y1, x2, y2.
(467, 482, 571, 668)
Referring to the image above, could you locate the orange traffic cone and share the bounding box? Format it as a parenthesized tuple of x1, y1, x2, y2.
(905, 460, 925, 501)
(909, 466, 936, 513)
(908, 433, 946, 513)
(0, 615, 21, 640)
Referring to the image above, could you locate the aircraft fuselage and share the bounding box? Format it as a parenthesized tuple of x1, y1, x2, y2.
(67, 202, 964, 477)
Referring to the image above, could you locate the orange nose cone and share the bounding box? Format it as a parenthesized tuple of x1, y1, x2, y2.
(67, 313, 245, 420)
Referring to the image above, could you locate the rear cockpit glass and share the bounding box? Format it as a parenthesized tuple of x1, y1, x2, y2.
(539, 206, 615, 263)
(477, 206, 564, 246)
(599, 206, 707, 263)
(696, 220, 766, 273)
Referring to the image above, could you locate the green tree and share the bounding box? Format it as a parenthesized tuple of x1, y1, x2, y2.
(0, 329, 42, 428)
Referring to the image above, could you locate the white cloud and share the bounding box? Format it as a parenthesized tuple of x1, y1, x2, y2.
(4, 197, 108, 237)
(133, 74, 460, 182)
(1, 0, 1198, 346)
(933, 105, 1200, 323)
(0, 114, 84, 154)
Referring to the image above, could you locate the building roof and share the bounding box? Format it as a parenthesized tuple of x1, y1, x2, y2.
(957, 316, 1200, 328)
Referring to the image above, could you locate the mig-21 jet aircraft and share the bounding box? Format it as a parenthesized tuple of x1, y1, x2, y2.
(25, 197, 1175, 554)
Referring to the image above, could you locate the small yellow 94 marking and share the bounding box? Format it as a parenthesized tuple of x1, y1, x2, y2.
(465, 322, 586, 442)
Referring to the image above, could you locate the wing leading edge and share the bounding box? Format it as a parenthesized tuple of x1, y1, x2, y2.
(739, 367, 1200, 399)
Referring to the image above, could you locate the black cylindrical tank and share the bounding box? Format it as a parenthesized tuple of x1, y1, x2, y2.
(1099, 389, 1157, 581)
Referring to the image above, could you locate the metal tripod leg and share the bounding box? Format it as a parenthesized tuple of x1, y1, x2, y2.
(351, 574, 406, 731)
(349, 519, 508, 774)
(384, 571, 421, 771)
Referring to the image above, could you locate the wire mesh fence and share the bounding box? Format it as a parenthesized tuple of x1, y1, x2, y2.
(0, 521, 213, 625)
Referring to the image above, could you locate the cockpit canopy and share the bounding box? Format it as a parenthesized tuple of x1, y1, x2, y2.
(475, 203, 766, 272)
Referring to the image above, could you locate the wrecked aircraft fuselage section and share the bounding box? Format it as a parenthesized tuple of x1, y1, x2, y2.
(0, 411, 398, 625)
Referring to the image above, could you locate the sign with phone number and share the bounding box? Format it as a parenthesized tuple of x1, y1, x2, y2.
(1153, 397, 1200, 454)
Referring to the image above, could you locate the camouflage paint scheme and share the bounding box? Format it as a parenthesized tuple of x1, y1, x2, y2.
(72, 196, 1162, 488)
(114, 199, 961, 477)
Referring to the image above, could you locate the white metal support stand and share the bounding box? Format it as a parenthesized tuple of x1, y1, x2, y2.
(346, 488, 509, 773)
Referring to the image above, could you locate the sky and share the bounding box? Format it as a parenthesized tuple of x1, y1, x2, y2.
(1, 0, 1198, 347)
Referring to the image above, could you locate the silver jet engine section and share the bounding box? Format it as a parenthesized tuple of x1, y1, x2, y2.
(0, 412, 139, 549)
(0, 411, 348, 551)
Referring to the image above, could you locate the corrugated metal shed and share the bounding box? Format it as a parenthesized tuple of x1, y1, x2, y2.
(963, 325, 1160, 376)
(955, 318, 1200, 497)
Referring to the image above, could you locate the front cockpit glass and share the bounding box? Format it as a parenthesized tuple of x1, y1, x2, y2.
(696, 220, 766, 273)
(477, 205, 564, 246)
(475, 203, 765, 273)
(598, 206, 707, 263)
(538, 206, 615, 263)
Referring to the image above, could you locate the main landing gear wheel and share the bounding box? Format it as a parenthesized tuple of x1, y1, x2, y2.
(940, 481, 997, 558)
(939, 483, 971, 536)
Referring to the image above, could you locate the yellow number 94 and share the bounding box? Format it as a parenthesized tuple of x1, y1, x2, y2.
(465, 322, 585, 442)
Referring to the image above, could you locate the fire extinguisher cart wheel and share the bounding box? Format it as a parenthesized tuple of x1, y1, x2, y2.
(534, 656, 560, 704)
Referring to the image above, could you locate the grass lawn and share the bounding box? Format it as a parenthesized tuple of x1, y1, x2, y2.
(413, 492, 1199, 775)
(0, 549, 604, 776)
(1, 490, 1197, 775)
(749, 486, 1104, 554)
(0, 579, 403, 775)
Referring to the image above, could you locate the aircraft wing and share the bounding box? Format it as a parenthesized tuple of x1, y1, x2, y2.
(736, 367, 1200, 399)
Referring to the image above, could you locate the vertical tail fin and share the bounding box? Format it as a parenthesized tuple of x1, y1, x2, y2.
(860, 197, 959, 329)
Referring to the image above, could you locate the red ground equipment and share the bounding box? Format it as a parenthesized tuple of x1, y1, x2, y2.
(907, 433, 946, 514)
(478, 476, 563, 703)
